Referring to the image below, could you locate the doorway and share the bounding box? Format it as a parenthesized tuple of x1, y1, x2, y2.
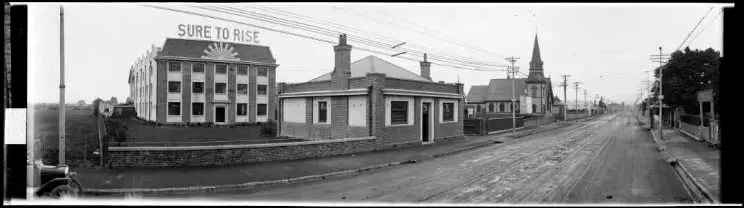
(215, 105, 226, 124)
(421, 101, 432, 143)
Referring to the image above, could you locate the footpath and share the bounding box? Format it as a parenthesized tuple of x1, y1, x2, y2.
(79, 116, 598, 196)
(637, 114, 720, 203)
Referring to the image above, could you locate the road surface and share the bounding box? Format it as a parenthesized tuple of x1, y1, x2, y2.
(148, 111, 692, 204)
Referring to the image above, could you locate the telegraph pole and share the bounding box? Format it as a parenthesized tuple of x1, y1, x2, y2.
(584, 89, 588, 117)
(573, 81, 582, 114)
(505, 57, 519, 137)
(59, 6, 67, 166)
(561, 74, 570, 121)
(650, 47, 670, 140)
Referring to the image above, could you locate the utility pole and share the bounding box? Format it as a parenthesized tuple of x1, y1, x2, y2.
(505, 57, 519, 137)
(650, 47, 670, 140)
(573, 81, 582, 114)
(59, 6, 66, 166)
(561, 74, 570, 121)
(584, 89, 588, 117)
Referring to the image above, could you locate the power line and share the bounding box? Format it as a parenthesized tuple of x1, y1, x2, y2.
(193, 5, 510, 71)
(328, 5, 510, 59)
(687, 9, 723, 48)
(206, 5, 509, 70)
(675, 7, 714, 51)
(248, 5, 508, 67)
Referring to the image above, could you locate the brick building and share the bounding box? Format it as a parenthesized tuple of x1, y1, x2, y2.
(128, 38, 277, 124)
(277, 34, 465, 145)
(465, 35, 554, 117)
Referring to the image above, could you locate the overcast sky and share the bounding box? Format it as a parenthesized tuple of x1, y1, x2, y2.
(25, 3, 727, 105)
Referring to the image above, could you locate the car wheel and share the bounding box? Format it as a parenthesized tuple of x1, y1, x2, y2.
(48, 184, 79, 199)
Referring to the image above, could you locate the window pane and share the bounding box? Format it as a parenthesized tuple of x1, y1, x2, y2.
(168, 62, 180, 72)
(238, 65, 248, 75)
(215, 83, 226, 94)
(193, 63, 205, 73)
(257, 104, 267, 116)
(318, 101, 327, 123)
(192, 103, 204, 115)
(192, 82, 204, 93)
(391, 101, 408, 124)
(237, 84, 248, 95)
(444, 103, 454, 121)
(257, 67, 268, 76)
(216, 64, 227, 74)
(168, 102, 180, 115)
(237, 103, 247, 116)
(257, 85, 267, 95)
(168, 81, 181, 93)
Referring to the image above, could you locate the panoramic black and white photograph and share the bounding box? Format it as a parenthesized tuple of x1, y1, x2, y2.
(8, 2, 733, 206)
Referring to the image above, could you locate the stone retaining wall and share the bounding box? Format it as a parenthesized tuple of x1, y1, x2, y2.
(108, 135, 464, 168)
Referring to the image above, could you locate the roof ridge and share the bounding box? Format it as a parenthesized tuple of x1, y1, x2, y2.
(368, 55, 430, 82)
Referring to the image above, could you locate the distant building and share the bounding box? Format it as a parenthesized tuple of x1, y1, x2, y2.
(128, 38, 278, 124)
(278, 34, 465, 144)
(465, 35, 555, 116)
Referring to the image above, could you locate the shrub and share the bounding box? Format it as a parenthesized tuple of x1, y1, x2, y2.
(260, 120, 277, 137)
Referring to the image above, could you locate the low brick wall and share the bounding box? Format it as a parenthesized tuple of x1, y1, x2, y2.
(107, 135, 464, 168)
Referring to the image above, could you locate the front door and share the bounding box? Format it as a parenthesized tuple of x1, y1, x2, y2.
(422, 102, 431, 143)
(215, 106, 226, 123)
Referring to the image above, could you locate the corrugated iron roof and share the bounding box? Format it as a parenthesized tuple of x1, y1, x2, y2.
(157, 38, 275, 63)
(309, 55, 431, 82)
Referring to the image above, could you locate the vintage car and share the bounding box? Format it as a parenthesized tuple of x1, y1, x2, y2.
(31, 160, 84, 198)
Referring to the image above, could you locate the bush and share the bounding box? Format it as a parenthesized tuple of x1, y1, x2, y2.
(260, 120, 277, 137)
(104, 118, 129, 144)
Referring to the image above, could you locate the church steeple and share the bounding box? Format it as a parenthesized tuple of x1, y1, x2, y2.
(527, 34, 545, 83)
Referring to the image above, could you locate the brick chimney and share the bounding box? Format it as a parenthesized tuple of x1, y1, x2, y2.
(420, 53, 431, 81)
(331, 34, 352, 90)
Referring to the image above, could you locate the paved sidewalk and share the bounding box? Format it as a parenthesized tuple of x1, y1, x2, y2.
(640, 114, 720, 203)
(76, 120, 576, 194)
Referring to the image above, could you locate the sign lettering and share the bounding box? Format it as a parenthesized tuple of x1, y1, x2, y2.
(177, 24, 260, 44)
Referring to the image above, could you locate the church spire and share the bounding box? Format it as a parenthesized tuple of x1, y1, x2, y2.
(527, 34, 545, 83)
(531, 34, 542, 64)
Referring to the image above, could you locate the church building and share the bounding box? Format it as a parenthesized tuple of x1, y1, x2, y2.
(465, 35, 554, 117)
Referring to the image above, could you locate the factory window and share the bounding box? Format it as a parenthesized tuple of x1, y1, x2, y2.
(257, 85, 267, 95)
(192, 102, 204, 116)
(192, 82, 204, 94)
(257, 67, 268, 77)
(257, 104, 267, 116)
(168, 102, 181, 115)
(390, 101, 408, 125)
(215, 83, 227, 94)
(193, 63, 205, 73)
(168, 81, 181, 93)
(237, 65, 248, 75)
(216, 64, 227, 74)
(168, 62, 180, 72)
(237, 84, 248, 95)
(237, 103, 248, 116)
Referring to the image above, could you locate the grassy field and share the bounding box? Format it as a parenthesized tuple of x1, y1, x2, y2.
(30, 104, 100, 167)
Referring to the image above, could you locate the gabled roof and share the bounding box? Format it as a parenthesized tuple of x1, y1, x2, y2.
(467, 77, 555, 103)
(309, 55, 431, 82)
(157, 38, 276, 63)
(467, 78, 528, 102)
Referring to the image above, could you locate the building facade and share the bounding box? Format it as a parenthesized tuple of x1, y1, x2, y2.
(278, 34, 465, 145)
(465, 35, 554, 116)
(128, 38, 278, 124)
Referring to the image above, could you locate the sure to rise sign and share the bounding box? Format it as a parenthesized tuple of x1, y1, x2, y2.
(177, 24, 260, 44)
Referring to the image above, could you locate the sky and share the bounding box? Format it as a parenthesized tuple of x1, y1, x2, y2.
(24, 3, 728, 105)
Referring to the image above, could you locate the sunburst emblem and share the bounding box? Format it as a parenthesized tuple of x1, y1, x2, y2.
(201, 42, 239, 61)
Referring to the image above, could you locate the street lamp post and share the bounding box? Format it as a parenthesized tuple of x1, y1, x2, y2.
(506, 57, 519, 137)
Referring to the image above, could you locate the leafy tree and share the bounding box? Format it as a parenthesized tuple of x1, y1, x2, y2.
(77, 100, 86, 106)
(125, 97, 134, 105)
(110, 97, 118, 105)
(651, 47, 720, 114)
